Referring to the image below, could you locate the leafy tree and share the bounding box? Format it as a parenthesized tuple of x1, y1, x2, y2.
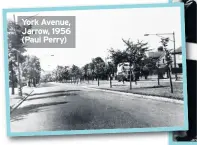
(22, 55, 41, 87)
(41, 73, 53, 83)
(7, 20, 31, 95)
(62, 66, 70, 82)
(160, 37, 173, 93)
(70, 65, 82, 84)
(89, 62, 96, 81)
(122, 39, 149, 89)
(92, 57, 105, 86)
(56, 66, 65, 82)
(82, 63, 89, 81)
(108, 48, 128, 72)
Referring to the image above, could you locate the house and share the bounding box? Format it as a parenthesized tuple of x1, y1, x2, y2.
(147, 51, 166, 68)
(171, 46, 182, 68)
(148, 46, 182, 74)
(148, 46, 182, 68)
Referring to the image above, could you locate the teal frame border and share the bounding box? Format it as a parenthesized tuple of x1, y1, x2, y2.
(2, 3, 188, 137)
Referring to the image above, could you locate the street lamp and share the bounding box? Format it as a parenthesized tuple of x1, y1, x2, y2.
(144, 34, 149, 36)
(144, 32, 177, 80)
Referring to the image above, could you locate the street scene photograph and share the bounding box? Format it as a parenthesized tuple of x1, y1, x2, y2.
(6, 5, 187, 134)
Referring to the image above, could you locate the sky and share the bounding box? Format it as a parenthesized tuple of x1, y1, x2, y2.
(7, 6, 182, 72)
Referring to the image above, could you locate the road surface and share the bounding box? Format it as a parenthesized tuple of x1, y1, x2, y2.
(10, 82, 184, 132)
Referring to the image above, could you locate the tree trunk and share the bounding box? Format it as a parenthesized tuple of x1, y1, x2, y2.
(33, 78, 36, 87)
(28, 79, 31, 87)
(10, 61, 15, 95)
(110, 75, 112, 88)
(157, 69, 160, 86)
(17, 55, 22, 97)
(169, 67, 173, 93)
(98, 77, 99, 86)
(129, 63, 132, 90)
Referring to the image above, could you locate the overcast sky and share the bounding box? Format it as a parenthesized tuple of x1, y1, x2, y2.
(7, 6, 183, 72)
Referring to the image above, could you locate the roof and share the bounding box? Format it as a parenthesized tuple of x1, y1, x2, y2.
(148, 51, 164, 59)
(171, 46, 182, 54)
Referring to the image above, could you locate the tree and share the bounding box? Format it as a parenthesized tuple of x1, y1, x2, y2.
(7, 20, 31, 95)
(160, 37, 173, 93)
(105, 61, 115, 88)
(55, 66, 65, 82)
(92, 57, 105, 86)
(89, 62, 96, 81)
(22, 55, 41, 87)
(108, 48, 128, 72)
(41, 73, 52, 83)
(62, 66, 70, 82)
(70, 65, 82, 84)
(82, 63, 89, 82)
(122, 39, 149, 89)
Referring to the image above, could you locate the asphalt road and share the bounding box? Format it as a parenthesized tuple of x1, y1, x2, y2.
(10, 82, 184, 132)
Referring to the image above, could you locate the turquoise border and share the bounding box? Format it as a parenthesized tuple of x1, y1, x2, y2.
(2, 3, 188, 137)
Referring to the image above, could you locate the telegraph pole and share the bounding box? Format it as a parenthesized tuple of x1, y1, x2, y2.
(173, 32, 178, 80)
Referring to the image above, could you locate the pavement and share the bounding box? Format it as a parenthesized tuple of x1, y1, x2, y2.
(10, 87, 34, 109)
(10, 82, 184, 132)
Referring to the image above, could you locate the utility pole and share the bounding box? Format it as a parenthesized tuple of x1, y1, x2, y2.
(173, 32, 178, 81)
(13, 14, 22, 97)
(144, 32, 177, 80)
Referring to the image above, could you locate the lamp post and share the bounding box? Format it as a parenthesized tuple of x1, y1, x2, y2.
(144, 32, 177, 80)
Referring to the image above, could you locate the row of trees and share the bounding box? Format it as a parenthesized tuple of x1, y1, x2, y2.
(41, 56, 113, 86)
(8, 19, 41, 95)
(42, 39, 156, 88)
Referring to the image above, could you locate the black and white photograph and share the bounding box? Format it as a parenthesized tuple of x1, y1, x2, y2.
(5, 5, 187, 136)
